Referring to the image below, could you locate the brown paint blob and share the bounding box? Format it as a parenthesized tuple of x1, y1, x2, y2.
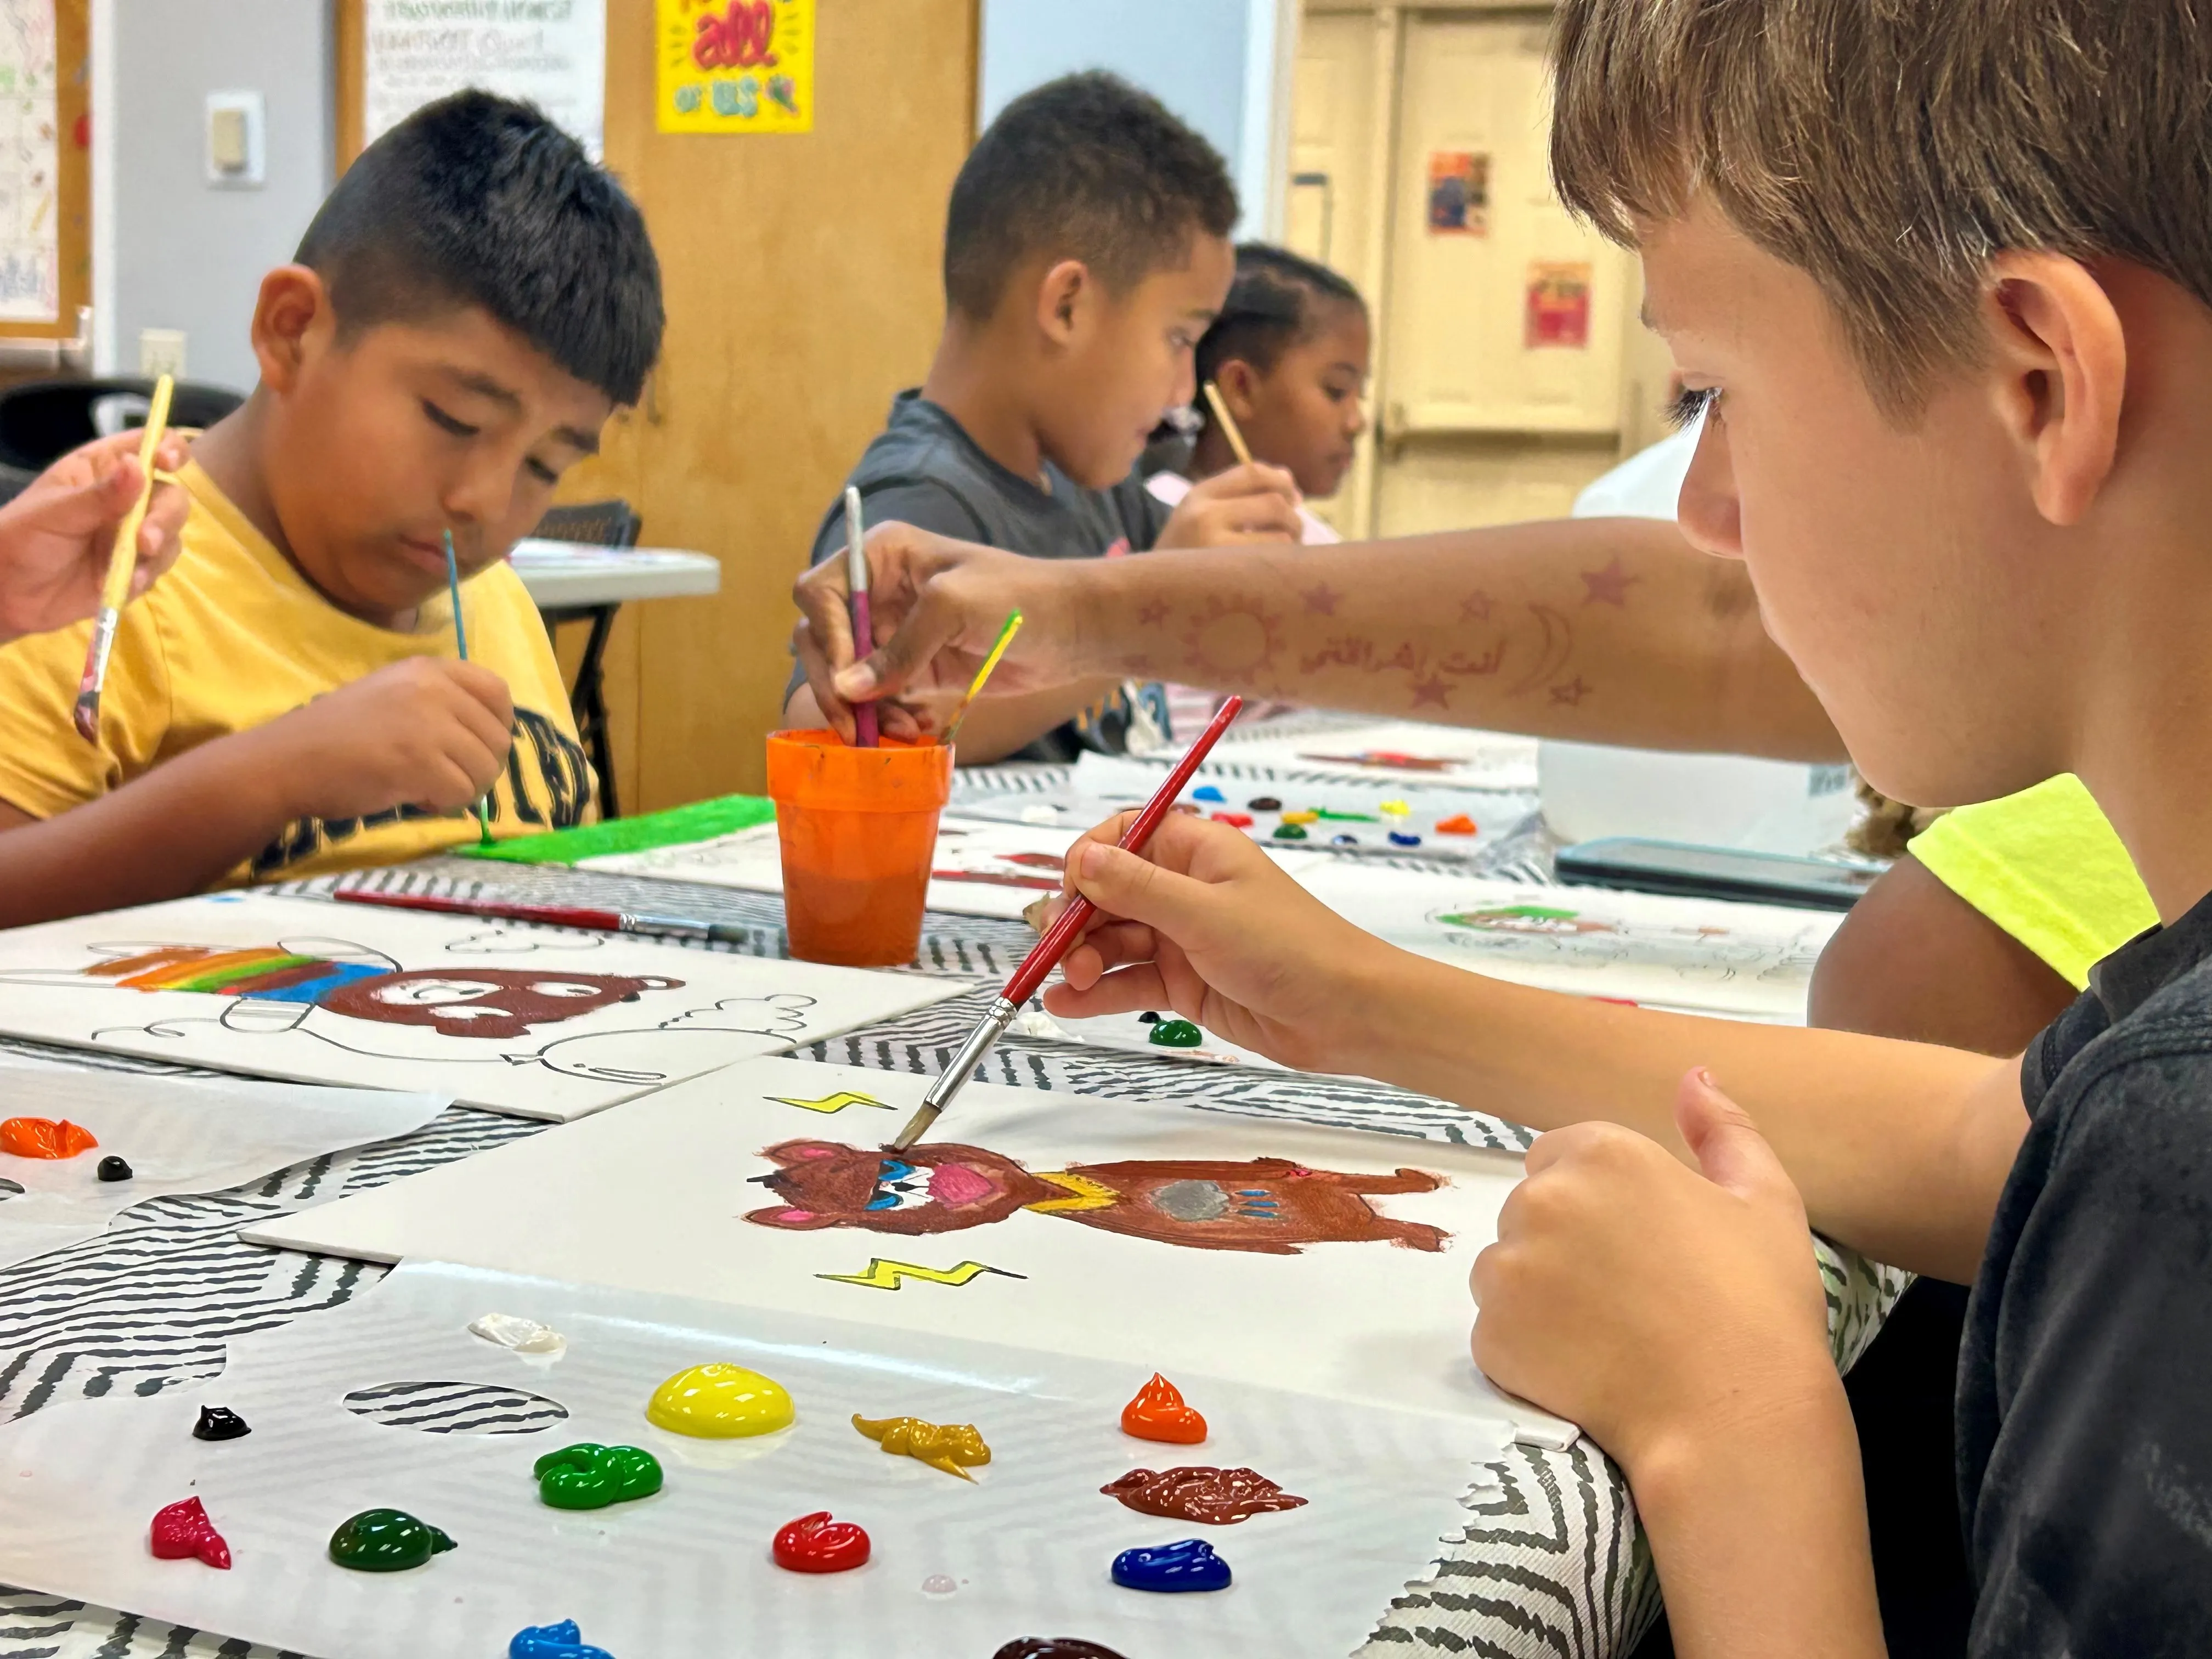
(1101, 1465, 1309, 1525)
(992, 1642, 1131, 1659)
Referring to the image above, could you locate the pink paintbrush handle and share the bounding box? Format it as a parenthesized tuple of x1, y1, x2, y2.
(849, 591, 878, 747)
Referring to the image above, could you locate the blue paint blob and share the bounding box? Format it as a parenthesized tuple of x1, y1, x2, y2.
(510, 1621, 614, 1659)
(1112, 1538, 1231, 1593)
(1192, 785, 1226, 803)
(1387, 831, 1422, 848)
(1330, 833, 1360, 847)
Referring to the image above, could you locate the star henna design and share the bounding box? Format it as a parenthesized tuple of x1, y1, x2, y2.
(1459, 590, 1495, 623)
(1137, 599, 1172, 627)
(1409, 674, 1452, 709)
(1549, 676, 1593, 706)
(1579, 558, 1640, 607)
(1301, 583, 1343, 616)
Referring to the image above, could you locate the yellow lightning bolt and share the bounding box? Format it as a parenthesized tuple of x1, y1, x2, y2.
(768, 1090, 894, 1115)
(816, 1259, 1028, 1291)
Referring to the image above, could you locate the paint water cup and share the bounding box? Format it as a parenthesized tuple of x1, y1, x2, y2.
(766, 729, 953, 967)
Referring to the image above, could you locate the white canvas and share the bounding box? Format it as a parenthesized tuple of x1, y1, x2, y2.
(585, 815, 1331, 919)
(0, 894, 972, 1121)
(1296, 863, 1844, 1021)
(247, 1056, 1569, 1436)
(0, 1260, 1523, 1659)
(0, 1064, 447, 1267)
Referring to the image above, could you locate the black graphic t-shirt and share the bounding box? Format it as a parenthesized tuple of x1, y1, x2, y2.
(1958, 887, 2212, 1653)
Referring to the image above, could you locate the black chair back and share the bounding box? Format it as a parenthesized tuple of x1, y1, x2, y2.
(0, 377, 245, 472)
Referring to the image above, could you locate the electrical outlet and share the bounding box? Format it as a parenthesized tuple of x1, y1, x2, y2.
(138, 329, 187, 380)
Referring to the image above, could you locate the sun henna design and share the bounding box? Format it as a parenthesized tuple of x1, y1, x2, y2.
(1181, 594, 1283, 680)
(1136, 599, 1172, 627)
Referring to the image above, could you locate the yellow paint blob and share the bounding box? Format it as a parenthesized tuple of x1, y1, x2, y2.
(646, 1364, 794, 1439)
(853, 1413, 992, 1480)
(1279, 810, 1319, 826)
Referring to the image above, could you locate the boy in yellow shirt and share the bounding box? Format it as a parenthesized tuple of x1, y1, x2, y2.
(0, 90, 662, 924)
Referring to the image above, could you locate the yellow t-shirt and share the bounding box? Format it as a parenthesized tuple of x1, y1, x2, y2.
(1910, 774, 2156, 990)
(0, 460, 595, 884)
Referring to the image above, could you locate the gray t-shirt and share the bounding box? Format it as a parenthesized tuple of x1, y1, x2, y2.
(791, 391, 1171, 761)
(1958, 889, 2212, 1654)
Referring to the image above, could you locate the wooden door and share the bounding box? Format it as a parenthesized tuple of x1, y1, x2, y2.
(581, 0, 978, 809)
(335, 0, 979, 810)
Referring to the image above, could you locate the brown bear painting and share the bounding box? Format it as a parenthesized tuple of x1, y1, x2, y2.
(743, 1139, 1449, 1255)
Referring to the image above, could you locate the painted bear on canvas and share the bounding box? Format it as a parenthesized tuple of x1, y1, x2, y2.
(744, 1139, 1448, 1255)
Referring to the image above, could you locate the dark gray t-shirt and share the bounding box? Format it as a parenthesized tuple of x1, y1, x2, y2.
(791, 391, 1172, 761)
(1958, 888, 2212, 1655)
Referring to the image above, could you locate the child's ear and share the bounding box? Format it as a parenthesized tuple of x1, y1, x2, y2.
(250, 266, 335, 395)
(1034, 258, 1092, 347)
(1215, 358, 1263, 420)
(1983, 251, 2125, 528)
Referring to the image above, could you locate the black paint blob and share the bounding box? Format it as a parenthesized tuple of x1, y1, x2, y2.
(193, 1406, 252, 1441)
(95, 1156, 132, 1182)
(1137, 1011, 1160, 1024)
(1246, 797, 1282, 812)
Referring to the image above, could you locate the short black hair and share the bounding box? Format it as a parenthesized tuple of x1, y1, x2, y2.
(295, 91, 664, 405)
(944, 72, 1239, 319)
(1195, 242, 1364, 388)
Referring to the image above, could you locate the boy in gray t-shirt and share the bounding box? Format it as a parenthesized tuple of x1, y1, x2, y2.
(782, 71, 1300, 763)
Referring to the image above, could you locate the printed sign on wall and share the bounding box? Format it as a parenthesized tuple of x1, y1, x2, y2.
(1425, 150, 1488, 236)
(657, 0, 812, 133)
(1523, 259, 1593, 349)
(364, 0, 607, 160)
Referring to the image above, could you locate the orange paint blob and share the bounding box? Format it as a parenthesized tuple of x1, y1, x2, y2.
(1434, 814, 1479, 836)
(1120, 1373, 1206, 1445)
(0, 1118, 97, 1159)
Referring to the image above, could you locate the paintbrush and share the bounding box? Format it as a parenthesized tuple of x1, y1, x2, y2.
(72, 374, 175, 742)
(332, 885, 753, 946)
(939, 608, 1023, 748)
(444, 531, 495, 846)
(844, 485, 878, 748)
(888, 694, 1245, 1152)
(1201, 379, 1254, 466)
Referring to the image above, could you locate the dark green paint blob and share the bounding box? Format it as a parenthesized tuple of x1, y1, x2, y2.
(1149, 1019, 1204, 1048)
(1271, 823, 1308, 842)
(328, 1508, 456, 1572)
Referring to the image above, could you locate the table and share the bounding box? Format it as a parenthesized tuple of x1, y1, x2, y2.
(507, 539, 722, 821)
(0, 828, 1905, 1658)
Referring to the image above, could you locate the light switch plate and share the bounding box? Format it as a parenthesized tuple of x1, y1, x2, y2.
(204, 90, 265, 188)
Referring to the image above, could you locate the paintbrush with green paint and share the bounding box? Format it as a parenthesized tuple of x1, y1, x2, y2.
(444, 531, 495, 847)
(939, 609, 1023, 748)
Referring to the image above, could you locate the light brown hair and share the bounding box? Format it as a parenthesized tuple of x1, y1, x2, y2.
(1550, 0, 2212, 414)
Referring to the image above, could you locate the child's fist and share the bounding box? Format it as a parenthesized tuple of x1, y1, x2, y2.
(259, 657, 515, 823)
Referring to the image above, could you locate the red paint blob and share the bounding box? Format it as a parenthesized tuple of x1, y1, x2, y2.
(1120, 1373, 1207, 1444)
(149, 1497, 231, 1568)
(0, 1118, 97, 1159)
(1207, 811, 1255, 829)
(1434, 815, 1478, 836)
(772, 1510, 870, 1573)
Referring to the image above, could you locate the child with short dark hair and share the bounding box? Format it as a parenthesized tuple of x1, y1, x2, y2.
(0, 91, 663, 926)
(782, 71, 1302, 763)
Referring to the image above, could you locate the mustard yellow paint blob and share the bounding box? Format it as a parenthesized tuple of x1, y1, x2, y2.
(646, 1364, 794, 1439)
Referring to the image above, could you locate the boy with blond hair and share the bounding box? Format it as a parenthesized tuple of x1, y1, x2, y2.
(800, 0, 2212, 1645)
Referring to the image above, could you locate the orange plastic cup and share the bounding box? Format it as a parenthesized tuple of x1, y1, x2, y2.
(766, 729, 953, 967)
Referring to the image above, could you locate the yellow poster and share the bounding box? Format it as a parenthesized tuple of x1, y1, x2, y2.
(657, 0, 813, 134)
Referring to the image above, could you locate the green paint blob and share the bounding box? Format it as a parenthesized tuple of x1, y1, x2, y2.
(1149, 1019, 1204, 1048)
(1271, 823, 1308, 842)
(327, 1508, 456, 1572)
(1312, 808, 1379, 822)
(533, 1442, 665, 1510)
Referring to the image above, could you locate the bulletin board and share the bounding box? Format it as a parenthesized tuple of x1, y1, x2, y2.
(0, 0, 84, 340)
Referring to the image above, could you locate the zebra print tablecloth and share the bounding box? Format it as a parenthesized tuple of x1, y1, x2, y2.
(0, 853, 1903, 1659)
